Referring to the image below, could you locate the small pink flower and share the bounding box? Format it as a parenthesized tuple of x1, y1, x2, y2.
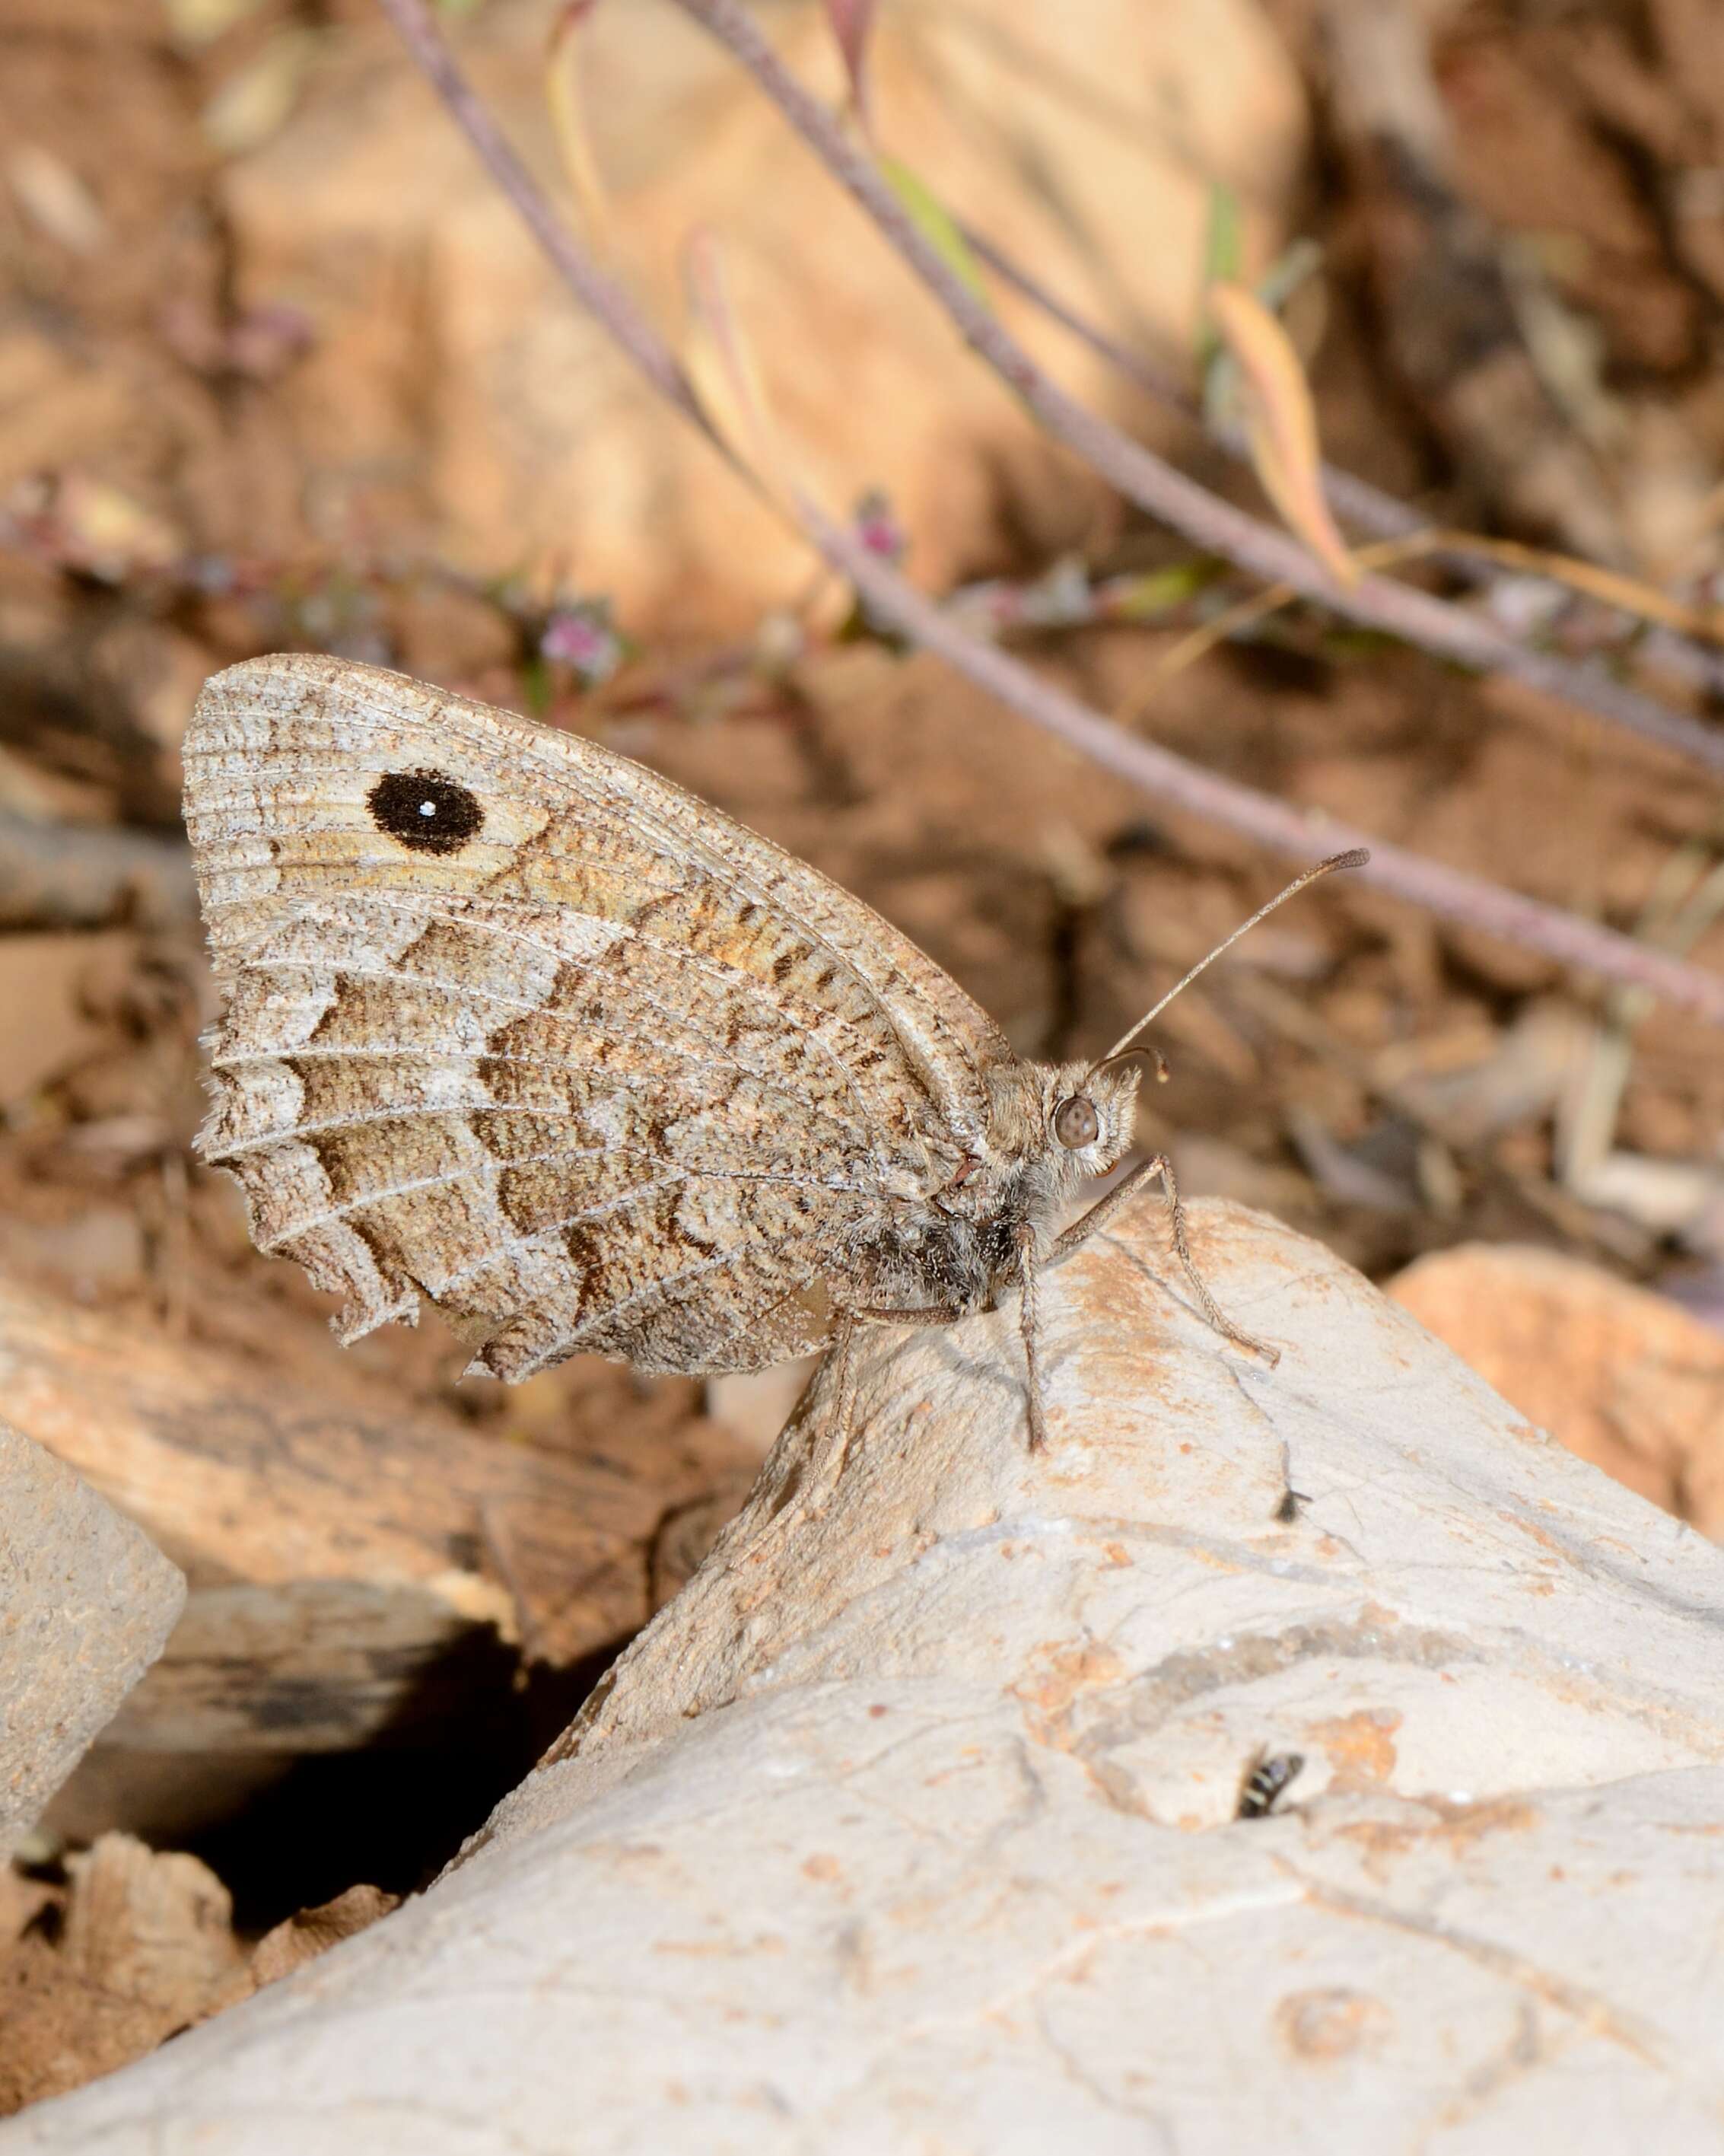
(541, 601, 622, 685)
(853, 488, 905, 565)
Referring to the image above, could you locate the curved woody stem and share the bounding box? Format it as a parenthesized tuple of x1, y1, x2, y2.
(668, 0, 1724, 781)
(959, 217, 1724, 699)
(374, 0, 1724, 1027)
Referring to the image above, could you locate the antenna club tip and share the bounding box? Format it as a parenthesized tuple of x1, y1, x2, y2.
(1327, 847, 1370, 871)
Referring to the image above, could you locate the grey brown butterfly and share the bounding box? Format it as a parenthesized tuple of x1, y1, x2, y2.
(185, 653, 1362, 1446)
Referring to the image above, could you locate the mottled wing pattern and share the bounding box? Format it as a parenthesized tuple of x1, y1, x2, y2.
(184, 653, 1007, 1378)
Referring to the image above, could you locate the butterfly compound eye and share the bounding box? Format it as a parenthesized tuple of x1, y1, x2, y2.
(1052, 1094, 1100, 1149)
(367, 769, 485, 856)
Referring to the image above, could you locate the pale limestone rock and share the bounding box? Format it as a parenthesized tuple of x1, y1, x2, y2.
(0, 1425, 185, 1860)
(1391, 1240, 1724, 1534)
(8, 1202, 1724, 2151)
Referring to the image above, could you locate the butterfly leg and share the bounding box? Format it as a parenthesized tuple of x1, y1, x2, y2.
(818, 1297, 1042, 1465)
(858, 1287, 1045, 1452)
(1047, 1154, 1163, 1263)
(853, 1302, 968, 1324)
(803, 1296, 978, 1513)
(829, 1307, 860, 1452)
(803, 1298, 974, 1510)
(1050, 1154, 1278, 1366)
(1015, 1224, 1048, 1451)
(800, 1311, 860, 1517)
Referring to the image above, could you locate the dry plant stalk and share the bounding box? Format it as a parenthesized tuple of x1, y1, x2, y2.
(668, 0, 1724, 782)
(374, 0, 1724, 1026)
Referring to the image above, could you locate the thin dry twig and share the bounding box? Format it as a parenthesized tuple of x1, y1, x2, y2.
(1132, 529, 1724, 718)
(959, 223, 1378, 520)
(960, 220, 1724, 698)
(379, 0, 712, 438)
(374, 0, 1724, 1027)
(668, 0, 1724, 779)
(803, 500, 1724, 1025)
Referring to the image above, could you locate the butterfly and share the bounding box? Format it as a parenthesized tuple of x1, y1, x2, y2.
(184, 652, 1361, 1447)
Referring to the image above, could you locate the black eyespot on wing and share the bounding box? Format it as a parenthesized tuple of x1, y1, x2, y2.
(367, 769, 485, 855)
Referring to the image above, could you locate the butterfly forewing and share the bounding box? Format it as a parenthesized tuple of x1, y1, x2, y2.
(183, 653, 1007, 1377)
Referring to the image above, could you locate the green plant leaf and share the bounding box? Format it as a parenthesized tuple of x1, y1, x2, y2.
(1196, 181, 1243, 367)
(878, 156, 991, 309)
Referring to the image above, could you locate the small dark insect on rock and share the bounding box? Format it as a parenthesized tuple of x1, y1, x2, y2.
(1237, 1750, 1304, 1820)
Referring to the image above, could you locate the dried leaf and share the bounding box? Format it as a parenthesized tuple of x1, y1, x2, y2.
(682, 230, 794, 504)
(877, 156, 991, 309)
(1465, 533, 1724, 647)
(825, 0, 881, 126)
(1207, 280, 1357, 589)
(249, 1886, 402, 1992)
(546, 2, 611, 243)
(161, 0, 266, 49)
(6, 146, 107, 256)
(13, 472, 185, 582)
(61, 1836, 242, 2019)
(201, 27, 316, 156)
(1567, 1152, 1724, 1244)
(0, 932, 139, 1108)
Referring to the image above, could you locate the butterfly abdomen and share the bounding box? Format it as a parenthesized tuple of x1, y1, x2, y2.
(845, 1174, 1043, 1318)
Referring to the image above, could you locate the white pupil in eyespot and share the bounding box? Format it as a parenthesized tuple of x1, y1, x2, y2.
(419, 800, 437, 817)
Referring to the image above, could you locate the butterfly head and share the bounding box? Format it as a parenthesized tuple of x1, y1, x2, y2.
(1048, 1057, 1141, 1174)
(991, 1056, 1141, 1202)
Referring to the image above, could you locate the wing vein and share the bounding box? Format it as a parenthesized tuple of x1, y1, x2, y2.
(259, 1161, 688, 1256)
(218, 895, 896, 1140)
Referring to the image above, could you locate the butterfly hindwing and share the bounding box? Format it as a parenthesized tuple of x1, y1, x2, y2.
(183, 652, 1007, 1376)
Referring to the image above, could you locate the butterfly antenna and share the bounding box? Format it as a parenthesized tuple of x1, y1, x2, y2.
(1092, 849, 1369, 1075)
